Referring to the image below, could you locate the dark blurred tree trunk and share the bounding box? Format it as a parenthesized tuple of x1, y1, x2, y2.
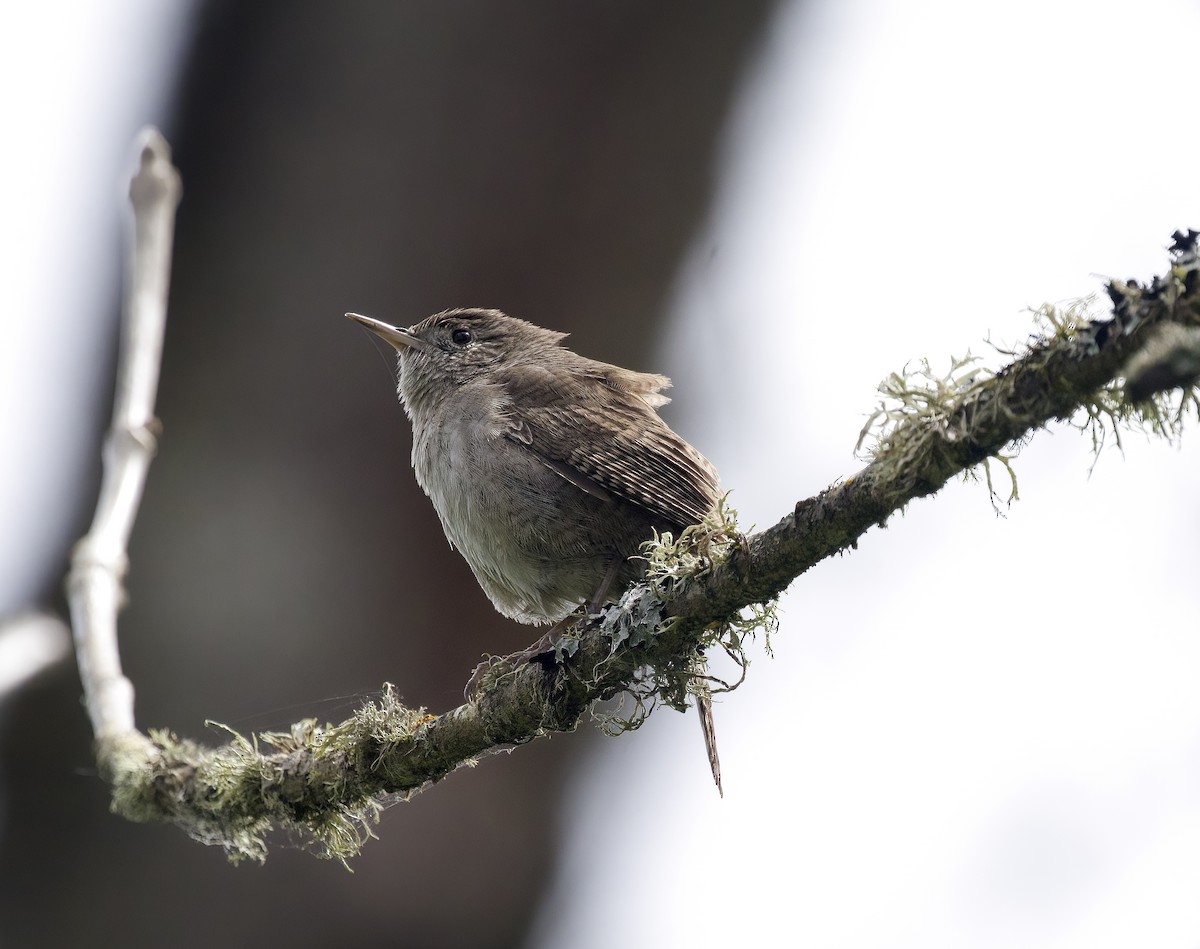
(1, 2, 780, 946)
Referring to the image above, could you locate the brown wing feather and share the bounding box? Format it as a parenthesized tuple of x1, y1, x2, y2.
(498, 361, 720, 531)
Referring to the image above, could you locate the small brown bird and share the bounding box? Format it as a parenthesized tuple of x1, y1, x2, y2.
(348, 307, 724, 789)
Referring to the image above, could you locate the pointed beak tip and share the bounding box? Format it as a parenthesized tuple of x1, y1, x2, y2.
(345, 312, 414, 350)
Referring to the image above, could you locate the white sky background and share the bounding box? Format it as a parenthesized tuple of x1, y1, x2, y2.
(0, 5, 190, 685)
(533, 1, 1200, 947)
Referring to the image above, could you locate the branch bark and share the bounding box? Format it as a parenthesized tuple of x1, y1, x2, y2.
(68, 131, 1200, 862)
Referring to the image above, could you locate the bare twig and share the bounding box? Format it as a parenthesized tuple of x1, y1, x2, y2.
(0, 612, 71, 699)
(67, 128, 180, 748)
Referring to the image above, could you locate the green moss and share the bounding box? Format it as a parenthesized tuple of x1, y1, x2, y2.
(102, 686, 430, 865)
(591, 496, 779, 735)
(854, 293, 1195, 511)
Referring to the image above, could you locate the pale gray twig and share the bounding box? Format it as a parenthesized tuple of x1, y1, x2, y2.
(67, 128, 180, 745)
(0, 612, 71, 699)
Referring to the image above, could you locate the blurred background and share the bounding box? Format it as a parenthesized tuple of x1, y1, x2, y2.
(2, 2, 1200, 947)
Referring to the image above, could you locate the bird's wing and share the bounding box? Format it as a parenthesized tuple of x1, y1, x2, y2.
(497, 361, 720, 530)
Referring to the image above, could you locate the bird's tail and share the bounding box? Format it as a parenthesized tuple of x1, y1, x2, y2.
(697, 688, 722, 796)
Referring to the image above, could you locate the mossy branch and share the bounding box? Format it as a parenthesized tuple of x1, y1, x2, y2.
(72, 133, 1200, 864)
(101, 232, 1200, 864)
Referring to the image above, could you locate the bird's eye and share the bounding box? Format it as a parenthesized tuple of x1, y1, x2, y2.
(451, 328, 472, 346)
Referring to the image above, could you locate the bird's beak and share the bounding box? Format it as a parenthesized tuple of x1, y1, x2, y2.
(345, 312, 425, 351)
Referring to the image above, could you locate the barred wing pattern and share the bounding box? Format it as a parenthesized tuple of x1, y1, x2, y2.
(498, 362, 720, 531)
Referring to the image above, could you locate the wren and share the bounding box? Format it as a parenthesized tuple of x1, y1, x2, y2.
(348, 307, 725, 789)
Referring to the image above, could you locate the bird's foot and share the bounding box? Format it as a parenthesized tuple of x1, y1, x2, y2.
(463, 624, 566, 701)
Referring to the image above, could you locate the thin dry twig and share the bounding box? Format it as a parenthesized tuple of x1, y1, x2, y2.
(67, 128, 180, 749)
(0, 612, 72, 698)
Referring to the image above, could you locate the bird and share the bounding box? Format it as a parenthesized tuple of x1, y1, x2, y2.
(348, 307, 725, 791)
